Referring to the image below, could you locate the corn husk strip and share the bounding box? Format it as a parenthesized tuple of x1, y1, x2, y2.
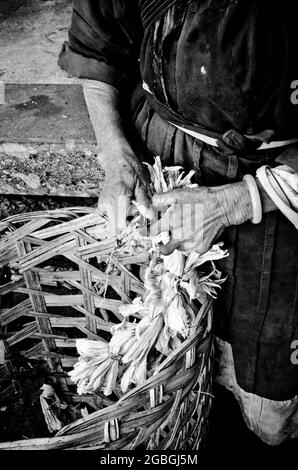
(0, 218, 50, 249)
(164, 293, 192, 339)
(72, 306, 115, 332)
(7, 322, 39, 346)
(184, 243, 228, 273)
(40, 385, 64, 433)
(0, 298, 32, 326)
(162, 250, 185, 277)
(109, 322, 137, 355)
(121, 357, 147, 393)
(122, 314, 164, 365)
(144, 157, 168, 194)
(0, 277, 25, 296)
(0, 208, 86, 232)
(21, 342, 44, 360)
(75, 228, 100, 245)
(38, 269, 143, 295)
(76, 338, 108, 355)
(31, 213, 106, 240)
(19, 240, 77, 273)
(77, 239, 117, 259)
(75, 326, 101, 341)
(69, 324, 137, 396)
(0, 248, 19, 267)
(104, 418, 120, 443)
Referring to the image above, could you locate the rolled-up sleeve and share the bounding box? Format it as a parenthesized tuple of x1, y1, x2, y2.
(58, 0, 142, 89)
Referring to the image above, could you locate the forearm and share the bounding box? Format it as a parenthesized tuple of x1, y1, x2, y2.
(82, 79, 133, 167)
(83, 79, 152, 215)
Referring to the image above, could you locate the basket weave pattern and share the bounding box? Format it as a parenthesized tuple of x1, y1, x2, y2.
(0, 208, 214, 450)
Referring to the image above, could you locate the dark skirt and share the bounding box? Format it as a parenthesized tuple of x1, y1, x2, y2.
(129, 92, 298, 402)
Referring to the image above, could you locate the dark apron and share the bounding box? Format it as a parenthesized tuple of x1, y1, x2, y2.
(128, 89, 298, 402)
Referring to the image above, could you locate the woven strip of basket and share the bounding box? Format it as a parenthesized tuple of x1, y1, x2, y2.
(0, 207, 214, 450)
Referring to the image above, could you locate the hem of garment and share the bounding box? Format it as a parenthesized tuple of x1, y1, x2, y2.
(215, 337, 298, 446)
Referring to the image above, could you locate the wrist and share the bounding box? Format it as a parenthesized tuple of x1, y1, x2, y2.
(229, 181, 254, 225)
(96, 146, 137, 171)
(215, 182, 253, 227)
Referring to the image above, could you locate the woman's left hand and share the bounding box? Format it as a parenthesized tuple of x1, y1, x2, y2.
(150, 182, 253, 254)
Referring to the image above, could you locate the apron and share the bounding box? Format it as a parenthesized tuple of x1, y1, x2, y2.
(129, 0, 298, 444)
(129, 91, 298, 444)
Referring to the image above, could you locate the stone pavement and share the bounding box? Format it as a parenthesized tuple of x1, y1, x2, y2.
(0, 0, 76, 84)
(0, 0, 103, 198)
(0, 0, 27, 25)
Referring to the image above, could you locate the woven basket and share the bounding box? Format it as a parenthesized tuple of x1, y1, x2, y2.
(0, 207, 214, 450)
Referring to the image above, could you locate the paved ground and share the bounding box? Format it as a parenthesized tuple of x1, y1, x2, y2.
(0, 0, 26, 24)
(0, 0, 77, 84)
(0, 0, 102, 198)
(0, 83, 96, 146)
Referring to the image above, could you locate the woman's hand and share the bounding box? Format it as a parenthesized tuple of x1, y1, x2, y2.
(98, 149, 152, 233)
(151, 182, 254, 254)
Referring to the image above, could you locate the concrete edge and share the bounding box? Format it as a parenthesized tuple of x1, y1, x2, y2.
(0, 140, 97, 155)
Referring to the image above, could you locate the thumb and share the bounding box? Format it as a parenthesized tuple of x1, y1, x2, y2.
(97, 193, 131, 236)
(159, 239, 182, 256)
(135, 183, 154, 219)
(152, 191, 181, 206)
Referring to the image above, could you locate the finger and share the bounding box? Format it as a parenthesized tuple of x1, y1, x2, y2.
(176, 238, 198, 254)
(135, 183, 155, 219)
(152, 188, 207, 207)
(148, 209, 173, 238)
(152, 191, 180, 206)
(135, 181, 151, 207)
(97, 200, 108, 216)
(97, 201, 115, 237)
(98, 192, 131, 236)
(97, 194, 112, 217)
(159, 239, 183, 255)
(127, 203, 139, 218)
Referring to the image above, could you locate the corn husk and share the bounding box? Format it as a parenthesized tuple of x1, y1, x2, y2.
(39, 384, 67, 433)
(69, 158, 228, 396)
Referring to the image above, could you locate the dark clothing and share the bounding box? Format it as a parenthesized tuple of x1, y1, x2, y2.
(59, 1, 298, 401)
(131, 95, 298, 402)
(59, 0, 298, 141)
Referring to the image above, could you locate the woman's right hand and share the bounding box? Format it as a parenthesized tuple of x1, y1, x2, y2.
(98, 149, 153, 234)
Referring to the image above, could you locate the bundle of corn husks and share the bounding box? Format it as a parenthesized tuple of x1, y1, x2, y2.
(69, 157, 228, 398)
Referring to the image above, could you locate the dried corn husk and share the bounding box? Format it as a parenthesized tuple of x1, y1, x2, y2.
(39, 384, 66, 433)
(69, 158, 228, 397)
(69, 323, 137, 396)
